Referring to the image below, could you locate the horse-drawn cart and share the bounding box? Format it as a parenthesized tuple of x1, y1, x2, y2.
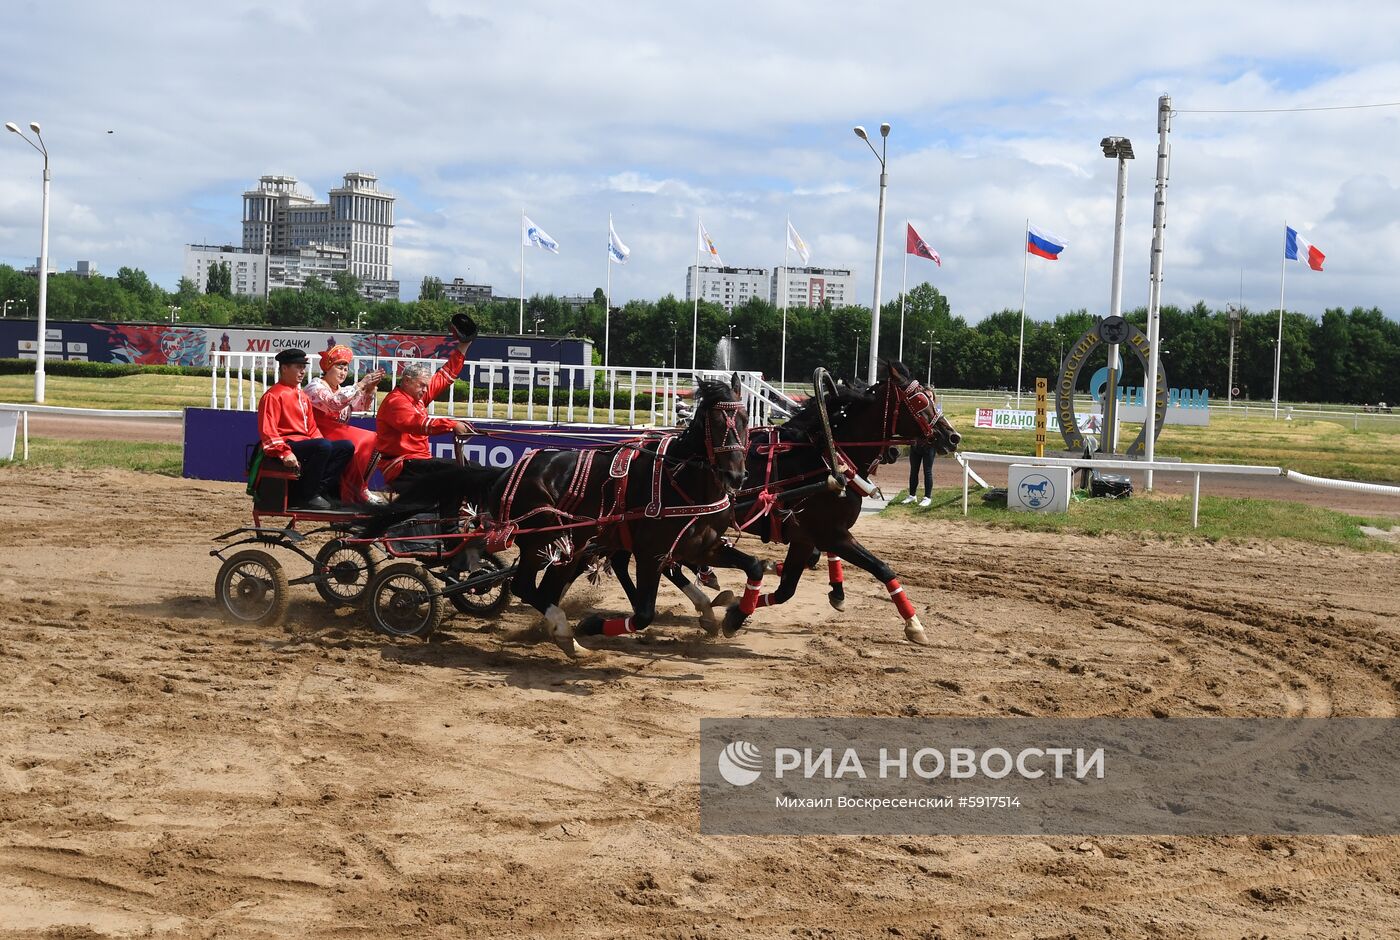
(211, 442, 514, 638)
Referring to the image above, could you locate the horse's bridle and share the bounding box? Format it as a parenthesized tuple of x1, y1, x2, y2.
(704, 399, 749, 465)
(883, 374, 942, 443)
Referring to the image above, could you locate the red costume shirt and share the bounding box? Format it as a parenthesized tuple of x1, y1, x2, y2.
(374, 349, 466, 476)
(257, 381, 322, 460)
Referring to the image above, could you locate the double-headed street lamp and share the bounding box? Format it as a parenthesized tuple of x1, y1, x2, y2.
(853, 122, 890, 384)
(1100, 135, 1134, 454)
(6, 120, 50, 403)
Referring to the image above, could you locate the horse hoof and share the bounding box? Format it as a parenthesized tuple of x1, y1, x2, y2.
(721, 602, 747, 639)
(904, 616, 930, 646)
(762, 559, 778, 574)
(554, 636, 589, 658)
(700, 613, 722, 637)
(577, 614, 605, 637)
(827, 590, 846, 612)
(712, 589, 736, 609)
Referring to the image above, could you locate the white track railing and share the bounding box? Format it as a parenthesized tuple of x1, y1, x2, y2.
(956, 452, 1282, 529)
(208, 352, 779, 428)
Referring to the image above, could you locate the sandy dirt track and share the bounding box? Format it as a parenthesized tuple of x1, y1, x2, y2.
(1, 468, 1399, 938)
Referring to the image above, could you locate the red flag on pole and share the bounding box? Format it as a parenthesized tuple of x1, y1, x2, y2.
(906, 223, 941, 266)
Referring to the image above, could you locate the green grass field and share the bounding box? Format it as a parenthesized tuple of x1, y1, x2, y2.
(884, 486, 1398, 552)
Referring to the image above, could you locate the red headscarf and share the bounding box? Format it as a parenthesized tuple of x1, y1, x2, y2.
(320, 344, 353, 371)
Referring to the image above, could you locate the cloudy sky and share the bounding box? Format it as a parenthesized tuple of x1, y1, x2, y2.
(2, 1, 1398, 324)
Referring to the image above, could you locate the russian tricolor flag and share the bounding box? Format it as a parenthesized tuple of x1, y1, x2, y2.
(1027, 225, 1066, 261)
(1284, 226, 1325, 271)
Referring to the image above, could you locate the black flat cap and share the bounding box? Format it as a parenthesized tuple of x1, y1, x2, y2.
(275, 348, 309, 365)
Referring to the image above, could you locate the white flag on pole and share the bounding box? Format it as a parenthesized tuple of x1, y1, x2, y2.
(698, 220, 723, 266)
(786, 221, 811, 265)
(522, 215, 559, 254)
(608, 219, 630, 264)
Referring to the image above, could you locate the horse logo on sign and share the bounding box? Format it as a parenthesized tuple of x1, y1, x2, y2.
(1018, 475, 1054, 509)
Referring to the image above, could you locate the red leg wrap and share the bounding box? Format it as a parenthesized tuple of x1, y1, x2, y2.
(739, 580, 763, 616)
(756, 594, 775, 609)
(885, 578, 916, 620)
(827, 554, 845, 585)
(775, 562, 785, 576)
(602, 616, 636, 637)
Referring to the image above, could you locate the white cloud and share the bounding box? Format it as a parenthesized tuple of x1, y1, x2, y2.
(0, 0, 1398, 325)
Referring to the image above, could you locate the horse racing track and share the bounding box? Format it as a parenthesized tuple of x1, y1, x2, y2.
(2, 467, 1398, 938)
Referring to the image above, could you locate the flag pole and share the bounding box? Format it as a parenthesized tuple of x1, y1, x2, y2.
(899, 220, 909, 362)
(1274, 222, 1288, 419)
(691, 218, 700, 372)
(1016, 218, 1029, 409)
(781, 215, 790, 388)
(605, 214, 612, 370)
(519, 208, 525, 334)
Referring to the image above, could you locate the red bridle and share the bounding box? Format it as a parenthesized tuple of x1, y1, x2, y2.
(705, 400, 750, 464)
(882, 374, 942, 443)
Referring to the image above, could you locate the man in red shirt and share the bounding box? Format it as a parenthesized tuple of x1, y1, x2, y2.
(257, 348, 353, 510)
(374, 336, 474, 486)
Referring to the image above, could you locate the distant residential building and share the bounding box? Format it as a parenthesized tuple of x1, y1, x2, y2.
(441, 278, 492, 305)
(560, 294, 597, 313)
(237, 171, 397, 299)
(183, 244, 265, 298)
(686, 265, 768, 313)
(22, 257, 57, 277)
(771, 266, 854, 308)
(67, 260, 100, 279)
(266, 244, 349, 292)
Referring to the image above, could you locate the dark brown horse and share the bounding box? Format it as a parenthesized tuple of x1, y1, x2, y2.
(705, 360, 961, 643)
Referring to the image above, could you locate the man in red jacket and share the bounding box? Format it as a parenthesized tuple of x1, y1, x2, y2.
(257, 348, 353, 510)
(374, 334, 474, 487)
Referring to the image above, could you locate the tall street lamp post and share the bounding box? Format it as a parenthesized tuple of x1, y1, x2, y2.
(1100, 135, 1134, 454)
(7, 121, 50, 403)
(853, 122, 890, 384)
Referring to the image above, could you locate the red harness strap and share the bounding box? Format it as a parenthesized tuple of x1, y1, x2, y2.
(497, 450, 539, 523)
(645, 436, 674, 518)
(556, 449, 597, 517)
(607, 446, 638, 551)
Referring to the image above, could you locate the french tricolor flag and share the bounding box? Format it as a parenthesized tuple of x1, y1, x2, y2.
(1026, 225, 1066, 261)
(1284, 226, 1325, 271)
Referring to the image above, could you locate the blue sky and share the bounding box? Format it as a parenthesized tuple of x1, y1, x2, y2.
(2, 0, 1399, 325)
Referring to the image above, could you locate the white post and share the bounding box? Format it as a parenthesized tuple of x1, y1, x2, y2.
(691, 219, 701, 371)
(1191, 471, 1201, 529)
(1104, 150, 1130, 454)
(962, 458, 969, 516)
(519, 208, 526, 334)
(899, 221, 908, 363)
(1142, 94, 1172, 491)
(867, 153, 888, 384)
(781, 215, 790, 388)
(605, 214, 613, 370)
(1273, 226, 1288, 419)
(1015, 218, 1029, 409)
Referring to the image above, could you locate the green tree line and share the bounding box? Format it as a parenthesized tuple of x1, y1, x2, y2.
(1, 264, 1396, 404)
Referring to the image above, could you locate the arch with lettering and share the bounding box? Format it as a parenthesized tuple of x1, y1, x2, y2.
(1055, 321, 1168, 455)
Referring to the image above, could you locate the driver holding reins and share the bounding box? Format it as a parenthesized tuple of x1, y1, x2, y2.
(373, 314, 477, 489)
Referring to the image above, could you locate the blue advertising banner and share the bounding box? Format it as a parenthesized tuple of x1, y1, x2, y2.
(183, 407, 637, 483)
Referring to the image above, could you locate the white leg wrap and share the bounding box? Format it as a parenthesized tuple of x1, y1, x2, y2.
(544, 604, 571, 639)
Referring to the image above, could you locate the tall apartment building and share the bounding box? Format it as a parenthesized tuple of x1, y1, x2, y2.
(238, 171, 397, 299)
(770, 266, 854, 308)
(685, 265, 769, 313)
